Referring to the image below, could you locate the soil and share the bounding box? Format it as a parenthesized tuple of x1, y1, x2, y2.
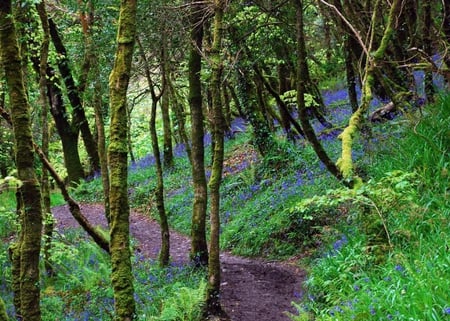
(52, 204, 306, 321)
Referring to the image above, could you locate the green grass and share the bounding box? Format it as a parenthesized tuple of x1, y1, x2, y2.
(289, 94, 450, 320)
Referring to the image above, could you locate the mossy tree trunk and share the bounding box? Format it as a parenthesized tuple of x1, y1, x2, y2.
(234, 57, 274, 157)
(188, 0, 209, 267)
(0, 1, 43, 320)
(46, 72, 85, 184)
(293, 0, 345, 184)
(48, 17, 100, 175)
(36, 1, 54, 277)
(206, 0, 226, 316)
(108, 0, 137, 320)
(336, 0, 401, 184)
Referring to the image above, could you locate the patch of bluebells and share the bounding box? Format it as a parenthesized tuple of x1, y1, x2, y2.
(225, 117, 248, 139)
(129, 154, 156, 171)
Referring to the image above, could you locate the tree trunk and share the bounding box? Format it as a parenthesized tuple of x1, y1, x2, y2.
(293, 0, 344, 185)
(235, 59, 274, 156)
(150, 97, 170, 267)
(422, 0, 435, 102)
(336, 0, 402, 183)
(137, 35, 171, 267)
(344, 36, 359, 112)
(48, 18, 100, 175)
(93, 69, 111, 222)
(161, 37, 174, 169)
(169, 77, 192, 162)
(253, 65, 304, 138)
(46, 70, 85, 184)
(206, 0, 227, 316)
(188, 0, 209, 267)
(0, 2, 43, 320)
(36, 1, 54, 277)
(108, 0, 137, 319)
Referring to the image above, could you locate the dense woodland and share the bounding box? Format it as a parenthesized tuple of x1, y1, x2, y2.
(0, 0, 449, 320)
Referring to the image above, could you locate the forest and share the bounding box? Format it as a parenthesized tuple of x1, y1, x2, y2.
(0, 0, 449, 320)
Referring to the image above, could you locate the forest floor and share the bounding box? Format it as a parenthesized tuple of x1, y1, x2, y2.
(52, 203, 306, 321)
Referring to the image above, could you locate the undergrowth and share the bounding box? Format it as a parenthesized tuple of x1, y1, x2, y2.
(288, 94, 450, 320)
(0, 227, 205, 320)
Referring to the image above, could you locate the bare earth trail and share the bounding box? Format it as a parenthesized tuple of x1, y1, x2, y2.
(52, 204, 306, 321)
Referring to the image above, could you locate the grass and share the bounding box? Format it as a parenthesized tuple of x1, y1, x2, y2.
(288, 94, 450, 320)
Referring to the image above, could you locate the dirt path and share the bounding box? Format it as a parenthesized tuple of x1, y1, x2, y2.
(52, 204, 305, 321)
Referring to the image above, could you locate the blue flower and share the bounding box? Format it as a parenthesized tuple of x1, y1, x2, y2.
(395, 264, 404, 272)
(443, 307, 450, 315)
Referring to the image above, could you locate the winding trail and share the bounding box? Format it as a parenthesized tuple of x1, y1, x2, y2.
(52, 204, 305, 321)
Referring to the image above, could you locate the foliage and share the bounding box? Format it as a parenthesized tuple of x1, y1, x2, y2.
(289, 95, 450, 320)
(0, 228, 206, 321)
(149, 281, 206, 321)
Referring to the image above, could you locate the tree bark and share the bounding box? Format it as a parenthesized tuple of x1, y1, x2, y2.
(108, 0, 137, 319)
(36, 1, 54, 277)
(188, 0, 209, 267)
(336, 0, 402, 183)
(0, 2, 43, 320)
(137, 36, 171, 267)
(206, 0, 227, 316)
(48, 18, 100, 175)
(160, 35, 174, 169)
(293, 0, 344, 184)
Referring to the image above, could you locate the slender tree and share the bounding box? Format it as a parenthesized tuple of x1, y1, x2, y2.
(136, 37, 170, 267)
(0, 1, 43, 320)
(36, 0, 54, 277)
(188, 0, 209, 267)
(206, 0, 227, 316)
(108, 0, 137, 319)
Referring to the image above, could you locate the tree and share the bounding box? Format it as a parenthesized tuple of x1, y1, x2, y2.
(108, 0, 138, 319)
(0, 1, 43, 320)
(136, 35, 170, 267)
(292, 0, 345, 185)
(206, 0, 227, 316)
(36, 0, 54, 277)
(188, 0, 209, 267)
(48, 17, 100, 175)
(335, 0, 403, 184)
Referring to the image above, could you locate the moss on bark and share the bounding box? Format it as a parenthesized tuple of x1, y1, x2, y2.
(188, 0, 209, 267)
(206, 0, 227, 316)
(0, 2, 43, 320)
(108, 0, 137, 320)
(336, 0, 401, 184)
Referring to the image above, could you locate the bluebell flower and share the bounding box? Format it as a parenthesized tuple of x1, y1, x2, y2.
(443, 307, 450, 315)
(394, 264, 404, 272)
(333, 235, 348, 251)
